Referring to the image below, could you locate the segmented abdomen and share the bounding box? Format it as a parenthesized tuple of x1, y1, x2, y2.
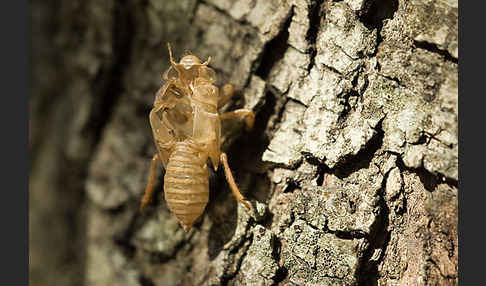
(164, 141, 209, 232)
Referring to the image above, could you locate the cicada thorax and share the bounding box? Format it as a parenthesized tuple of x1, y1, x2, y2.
(190, 77, 222, 169)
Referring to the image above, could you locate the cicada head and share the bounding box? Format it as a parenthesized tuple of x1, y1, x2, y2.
(166, 43, 212, 85)
(179, 54, 203, 69)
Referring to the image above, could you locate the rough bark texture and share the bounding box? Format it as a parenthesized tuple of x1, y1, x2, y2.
(30, 0, 458, 285)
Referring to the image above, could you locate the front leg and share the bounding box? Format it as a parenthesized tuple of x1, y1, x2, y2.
(218, 83, 236, 109)
(140, 153, 161, 214)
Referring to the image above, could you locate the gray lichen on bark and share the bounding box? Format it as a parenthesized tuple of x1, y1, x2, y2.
(30, 0, 458, 285)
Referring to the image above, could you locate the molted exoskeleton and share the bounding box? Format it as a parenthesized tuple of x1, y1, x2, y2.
(140, 44, 256, 232)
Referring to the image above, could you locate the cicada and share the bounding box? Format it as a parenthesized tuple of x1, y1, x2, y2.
(140, 44, 255, 232)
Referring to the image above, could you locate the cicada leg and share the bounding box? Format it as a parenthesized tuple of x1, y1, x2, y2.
(219, 109, 255, 131)
(140, 153, 161, 214)
(218, 83, 235, 108)
(220, 152, 251, 210)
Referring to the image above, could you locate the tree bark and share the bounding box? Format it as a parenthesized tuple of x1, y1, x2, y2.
(30, 0, 458, 285)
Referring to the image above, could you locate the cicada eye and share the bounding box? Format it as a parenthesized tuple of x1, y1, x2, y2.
(199, 66, 216, 82)
(163, 66, 178, 81)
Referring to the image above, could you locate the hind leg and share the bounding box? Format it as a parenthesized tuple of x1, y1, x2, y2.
(220, 152, 251, 210)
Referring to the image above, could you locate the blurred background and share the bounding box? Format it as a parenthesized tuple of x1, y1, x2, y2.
(30, 1, 200, 285)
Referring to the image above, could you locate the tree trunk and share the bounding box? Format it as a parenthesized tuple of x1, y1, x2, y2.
(30, 0, 458, 285)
